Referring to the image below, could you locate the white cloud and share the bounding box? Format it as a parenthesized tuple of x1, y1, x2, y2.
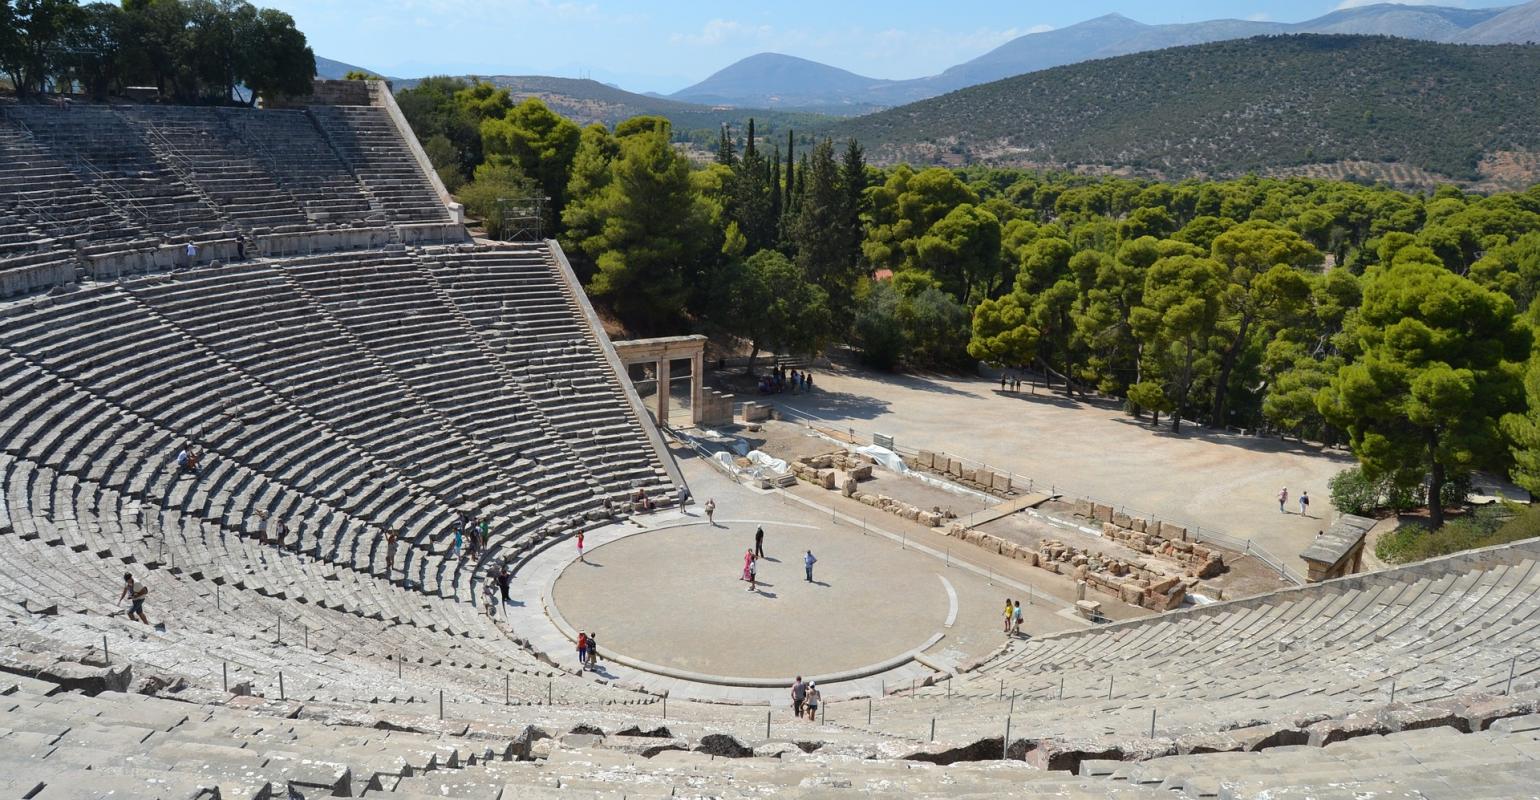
(670, 19, 775, 47)
(1247, 12, 1271, 21)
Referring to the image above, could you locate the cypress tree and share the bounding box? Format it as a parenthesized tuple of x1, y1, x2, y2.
(783, 130, 795, 220)
(744, 118, 757, 161)
(838, 137, 868, 273)
(769, 145, 783, 237)
(716, 123, 735, 166)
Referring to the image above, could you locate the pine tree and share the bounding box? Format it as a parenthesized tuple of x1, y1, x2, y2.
(789, 140, 856, 320)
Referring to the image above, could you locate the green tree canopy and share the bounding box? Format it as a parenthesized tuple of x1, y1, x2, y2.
(1321, 259, 1530, 527)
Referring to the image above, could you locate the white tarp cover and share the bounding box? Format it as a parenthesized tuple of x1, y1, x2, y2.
(855, 444, 908, 475)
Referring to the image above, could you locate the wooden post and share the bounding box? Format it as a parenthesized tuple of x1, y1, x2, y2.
(103, 635, 109, 665)
(930, 718, 935, 742)
(222, 662, 228, 693)
(439, 689, 444, 720)
(278, 672, 285, 701)
(505, 674, 510, 705)
(1150, 708, 1157, 738)
(1003, 716, 1011, 759)
(766, 711, 771, 739)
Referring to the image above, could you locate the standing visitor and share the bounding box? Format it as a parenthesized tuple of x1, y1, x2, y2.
(755, 526, 766, 558)
(586, 633, 599, 668)
(742, 548, 754, 582)
(791, 676, 806, 718)
(805, 682, 820, 720)
(576, 632, 588, 671)
(704, 498, 716, 526)
(497, 561, 511, 604)
(386, 529, 399, 576)
(1299, 491, 1311, 517)
(119, 573, 151, 625)
(452, 522, 463, 560)
(1278, 487, 1289, 513)
(577, 531, 586, 563)
(480, 517, 490, 553)
(1004, 599, 1015, 634)
(747, 554, 758, 592)
(1013, 600, 1024, 636)
(804, 549, 817, 583)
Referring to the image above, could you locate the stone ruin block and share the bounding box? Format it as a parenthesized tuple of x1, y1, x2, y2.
(1159, 521, 1187, 540)
(917, 511, 942, 527)
(1119, 584, 1143, 605)
(992, 472, 1012, 493)
(917, 450, 937, 469)
(1020, 550, 1038, 566)
(947, 458, 964, 477)
(816, 468, 837, 490)
(849, 464, 873, 481)
(1131, 517, 1147, 533)
(1112, 512, 1132, 529)
(1195, 557, 1224, 579)
(1093, 504, 1114, 523)
(1073, 499, 1093, 518)
(860, 494, 879, 507)
(841, 478, 858, 498)
(976, 468, 995, 488)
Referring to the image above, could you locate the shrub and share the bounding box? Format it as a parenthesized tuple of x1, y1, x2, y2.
(1329, 467, 1379, 516)
(1374, 503, 1533, 564)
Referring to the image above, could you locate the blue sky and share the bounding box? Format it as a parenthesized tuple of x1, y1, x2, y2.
(267, 0, 1501, 93)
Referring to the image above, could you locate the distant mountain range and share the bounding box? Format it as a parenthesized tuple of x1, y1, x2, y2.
(822, 35, 1540, 191)
(672, 1, 1540, 112)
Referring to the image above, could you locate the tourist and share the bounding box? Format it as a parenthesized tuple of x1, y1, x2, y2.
(576, 632, 588, 671)
(385, 529, 399, 575)
(805, 682, 820, 720)
(791, 676, 806, 718)
(704, 497, 716, 525)
(497, 561, 511, 604)
(755, 526, 765, 558)
(577, 530, 586, 563)
(587, 633, 599, 668)
(467, 518, 481, 559)
(1278, 487, 1289, 513)
(452, 522, 463, 560)
(119, 573, 150, 625)
(1004, 599, 1015, 634)
(483, 583, 498, 618)
(747, 554, 758, 592)
(1299, 491, 1311, 517)
(272, 515, 287, 550)
(804, 549, 817, 583)
(235, 234, 247, 261)
(1001, 374, 1007, 391)
(176, 445, 196, 475)
(185, 241, 198, 264)
(1013, 601, 1024, 636)
(805, 372, 813, 392)
(742, 548, 754, 582)
(480, 517, 490, 554)
(255, 510, 269, 544)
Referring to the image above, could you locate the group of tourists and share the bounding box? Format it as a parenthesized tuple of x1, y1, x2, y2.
(790, 676, 821, 720)
(1277, 487, 1311, 516)
(998, 374, 1027, 393)
(453, 511, 489, 559)
(576, 630, 601, 671)
(758, 366, 813, 395)
(1002, 597, 1024, 636)
(740, 527, 818, 591)
(175, 444, 204, 475)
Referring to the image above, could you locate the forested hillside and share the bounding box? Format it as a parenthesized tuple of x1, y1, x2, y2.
(828, 36, 1540, 190)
